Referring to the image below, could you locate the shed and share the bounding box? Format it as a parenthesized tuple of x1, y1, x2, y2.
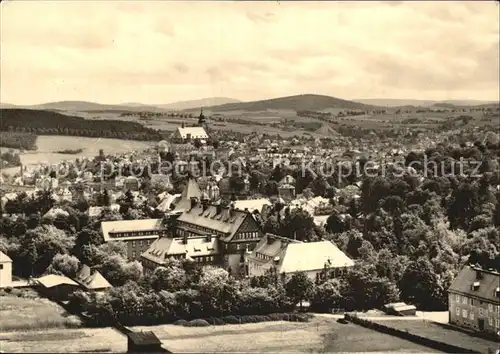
(126, 331, 166, 353)
(384, 302, 417, 316)
(34, 274, 80, 301)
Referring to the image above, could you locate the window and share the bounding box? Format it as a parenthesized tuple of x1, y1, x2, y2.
(462, 309, 468, 318)
(489, 317, 493, 326)
(456, 307, 460, 316)
(462, 296, 468, 305)
(488, 304, 493, 312)
(140, 240, 144, 246)
(470, 312, 474, 321)
(131, 241, 136, 246)
(470, 299, 475, 306)
(0, 264, 3, 270)
(132, 251, 136, 258)
(479, 308, 484, 316)
(456, 294, 460, 303)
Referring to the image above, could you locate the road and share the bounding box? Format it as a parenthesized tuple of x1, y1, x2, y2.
(314, 311, 449, 324)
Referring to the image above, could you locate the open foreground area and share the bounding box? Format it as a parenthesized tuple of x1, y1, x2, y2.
(0, 290, 81, 332)
(133, 317, 439, 353)
(374, 319, 500, 354)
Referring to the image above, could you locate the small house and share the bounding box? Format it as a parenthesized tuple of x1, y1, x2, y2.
(0, 251, 12, 288)
(34, 274, 80, 301)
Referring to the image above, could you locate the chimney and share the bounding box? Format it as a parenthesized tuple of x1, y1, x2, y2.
(267, 234, 274, 244)
(190, 197, 198, 209)
(201, 199, 209, 211)
(206, 234, 213, 242)
(182, 234, 188, 245)
(475, 269, 483, 280)
(229, 204, 235, 218)
(244, 207, 249, 212)
(216, 204, 222, 214)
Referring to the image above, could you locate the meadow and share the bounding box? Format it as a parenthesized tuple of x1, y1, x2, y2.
(374, 319, 499, 354)
(132, 317, 438, 353)
(0, 289, 82, 332)
(1, 136, 153, 175)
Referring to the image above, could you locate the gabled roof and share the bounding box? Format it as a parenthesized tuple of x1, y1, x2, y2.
(449, 266, 500, 304)
(35, 274, 79, 288)
(173, 178, 202, 212)
(141, 235, 219, 265)
(249, 236, 354, 274)
(101, 218, 163, 242)
(156, 193, 182, 212)
(177, 203, 255, 242)
(75, 265, 112, 290)
(176, 126, 208, 139)
(0, 251, 12, 263)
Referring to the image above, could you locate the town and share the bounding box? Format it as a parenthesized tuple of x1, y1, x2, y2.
(1, 1, 499, 353)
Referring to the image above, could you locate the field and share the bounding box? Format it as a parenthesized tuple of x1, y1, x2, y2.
(0, 327, 126, 353)
(1, 135, 153, 175)
(0, 289, 82, 332)
(132, 317, 439, 353)
(374, 319, 499, 353)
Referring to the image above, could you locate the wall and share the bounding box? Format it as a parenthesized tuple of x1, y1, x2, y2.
(126, 237, 158, 260)
(0, 261, 12, 288)
(449, 291, 500, 335)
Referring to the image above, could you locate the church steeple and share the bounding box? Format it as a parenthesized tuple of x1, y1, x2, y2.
(198, 108, 206, 127)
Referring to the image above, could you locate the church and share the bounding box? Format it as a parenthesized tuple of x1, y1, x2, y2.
(171, 109, 209, 144)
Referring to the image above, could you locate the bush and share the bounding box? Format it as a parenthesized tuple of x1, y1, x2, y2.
(185, 319, 210, 327)
(222, 315, 240, 324)
(3, 287, 13, 294)
(173, 319, 188, 326)
(205, 317, 225, 325)
(268, 313, 286, 321)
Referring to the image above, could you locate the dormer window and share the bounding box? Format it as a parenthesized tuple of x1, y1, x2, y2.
(495, 287, 500, 297)
(472, 281, 480, 291)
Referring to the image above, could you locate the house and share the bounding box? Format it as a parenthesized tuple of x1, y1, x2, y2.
(34, 274, 80, 301)
(174, 201, 263, 275)
(279, 175, 296, 186)
(101, 219, 165, 260)
(124, 176, 140, 191)
(141, 234, 220, 271)
(74, 265, 112, 291)
(278, 184, 296, 201)
(232, 198, 272, 214)
(0, 251, 12, 288)
(448, 266, 500, 336)
(87, 204, 120, 218)
(126, 331, 167, 353)
(156, 193, 182, 213)
(171, 178, 202, 213)
(247, 234, 354, 281)
(172, 126, 208, 143)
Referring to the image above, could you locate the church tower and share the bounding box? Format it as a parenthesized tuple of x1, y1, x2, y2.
(197, 108, 206, 127)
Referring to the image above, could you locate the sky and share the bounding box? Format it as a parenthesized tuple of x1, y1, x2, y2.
(1, 0, 499, 105)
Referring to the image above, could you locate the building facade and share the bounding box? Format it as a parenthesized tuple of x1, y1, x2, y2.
(448, 266, 500, 337)
(101, 219, 166, 260)
(0, 251, 13, 288)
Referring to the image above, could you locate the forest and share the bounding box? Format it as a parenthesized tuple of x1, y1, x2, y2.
(0, 109, 163, 141)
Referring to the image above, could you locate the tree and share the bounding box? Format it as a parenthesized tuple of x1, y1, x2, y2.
(285, 272, 314, 310)
(311, 278, 342, 312)
(46, 253, 81, 278)
(399, 257, 445, 310)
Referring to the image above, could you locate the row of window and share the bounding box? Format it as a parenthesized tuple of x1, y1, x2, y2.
(130, 239, 154, 247)
(255, 252, 273, 261)
(194, 255, 216, 263)
(456, 307, 500, 328)
(111, 230, 159, 238)
(455, 294, 499, 312)
(179, 221, 220, 235)
(235, 231, 259, 240)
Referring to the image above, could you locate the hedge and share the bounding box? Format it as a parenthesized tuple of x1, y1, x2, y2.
(181, 313, 313, 327)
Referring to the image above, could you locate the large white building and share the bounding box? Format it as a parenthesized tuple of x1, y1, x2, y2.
(247, 234, 354, 282)
(172, 126, 208, 143)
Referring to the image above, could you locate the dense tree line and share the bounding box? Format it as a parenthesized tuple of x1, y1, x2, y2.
(0, 109, 163, 141)
(0, 132, 37, 150)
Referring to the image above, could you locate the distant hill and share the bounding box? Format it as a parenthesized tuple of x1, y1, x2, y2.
(3, 101, 168, 112)
(185, 94, 376, 113)
(355, 98, 499, 108)
(0, 109, 162, 141)
(157, 97, 240, 110)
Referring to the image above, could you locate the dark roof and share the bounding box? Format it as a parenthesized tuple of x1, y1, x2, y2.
(127, 331, 162, 346)
(173, 178, 202, 212)
(177, 203, 256, 242)
(448, 266, 500, 304)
